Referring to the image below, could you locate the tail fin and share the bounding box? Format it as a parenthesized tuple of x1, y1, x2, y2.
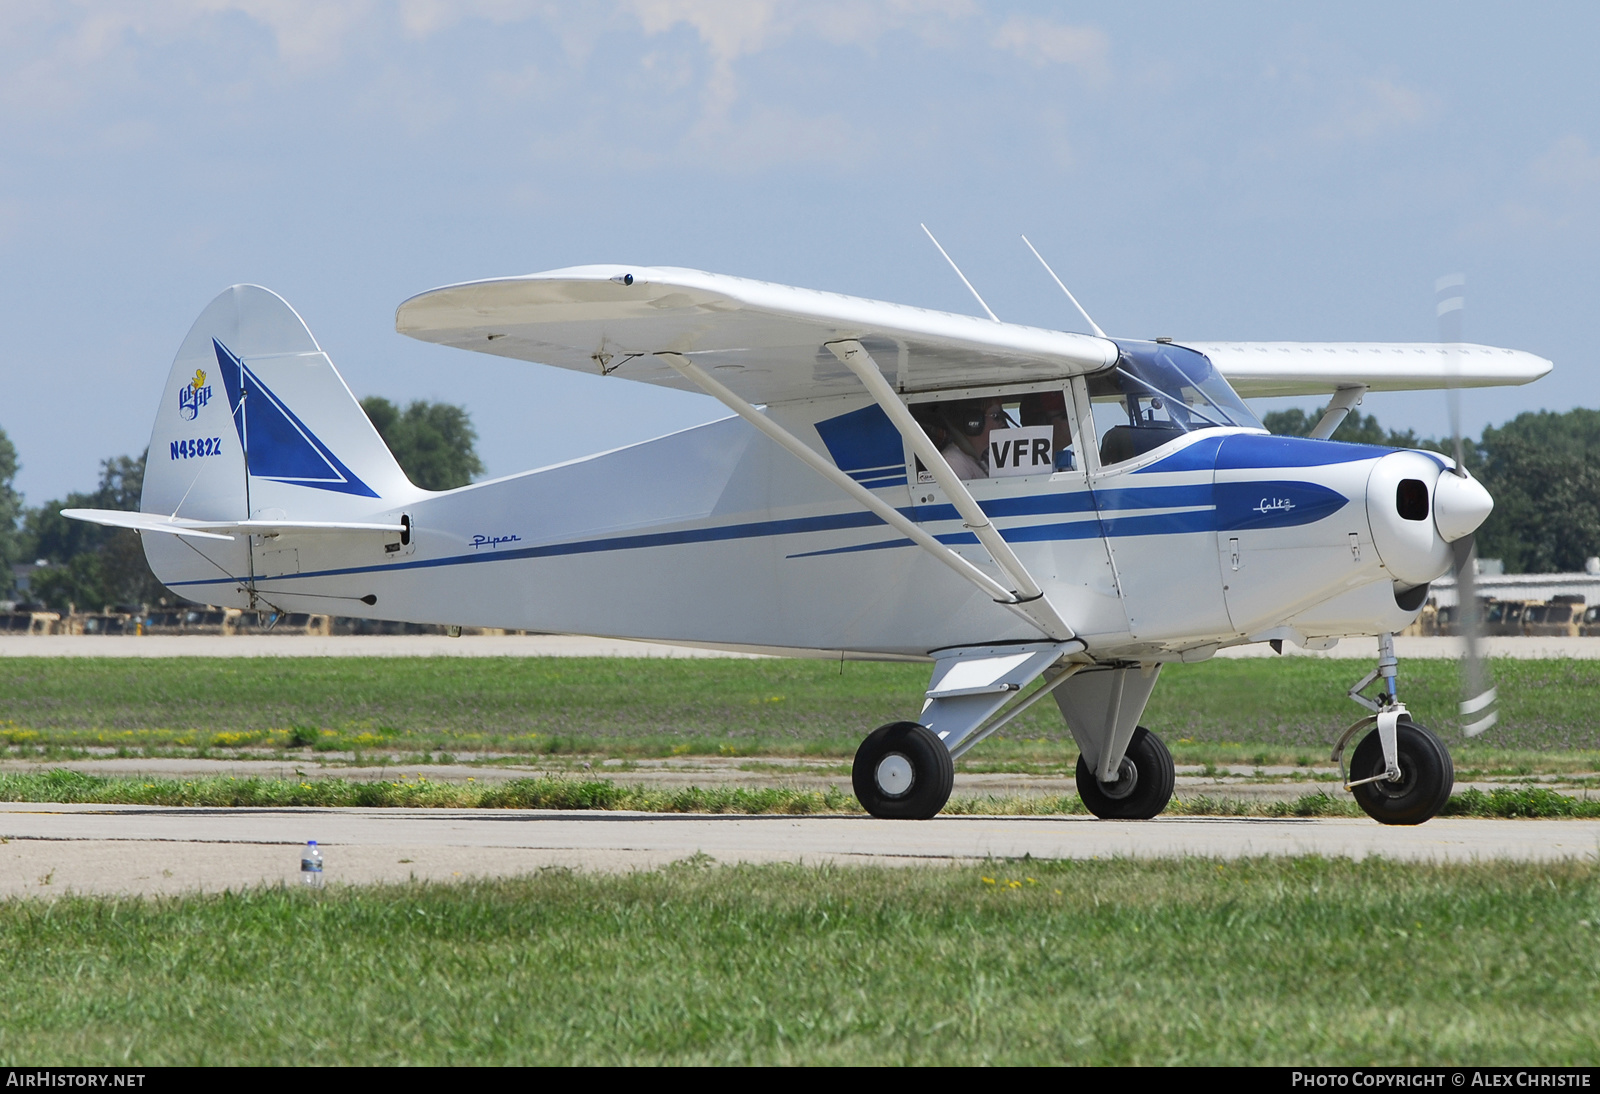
(139, 285, 418, 602)
(142, 285, 414, 523)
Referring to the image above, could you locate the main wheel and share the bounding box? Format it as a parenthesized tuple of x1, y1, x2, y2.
(1075, 726, 1175, 820)
(1350, 718, 1453, 825)
(852, 721, 955, 819)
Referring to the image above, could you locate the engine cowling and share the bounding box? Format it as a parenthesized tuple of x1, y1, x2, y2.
(1365, 451, 1492, 586)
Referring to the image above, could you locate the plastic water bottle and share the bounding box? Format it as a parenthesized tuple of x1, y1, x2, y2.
(301, 840, 324, 888)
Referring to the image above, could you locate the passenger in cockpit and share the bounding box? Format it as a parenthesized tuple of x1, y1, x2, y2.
(1020, 391, 1075, 471)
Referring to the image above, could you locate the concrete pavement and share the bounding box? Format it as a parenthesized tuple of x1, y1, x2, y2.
(3, 802, 1597, 898)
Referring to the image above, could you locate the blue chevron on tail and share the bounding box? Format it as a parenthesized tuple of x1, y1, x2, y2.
(213, 338, 378, 497)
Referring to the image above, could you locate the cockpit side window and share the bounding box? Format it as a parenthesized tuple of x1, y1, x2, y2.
(1088, 342, 1263, 467)
(908, 389, 1081, 482)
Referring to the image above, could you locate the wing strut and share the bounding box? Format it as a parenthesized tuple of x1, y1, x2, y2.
(826, 339, 1075, 640)
(1308, 385, 1367, 439)
(652, 352, 1074, 642)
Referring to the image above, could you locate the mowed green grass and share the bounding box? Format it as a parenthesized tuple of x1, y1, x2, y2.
(2, 858, 1596, 1065)
(3, 655, 1600, 767)
(4, 769, 1597, 817)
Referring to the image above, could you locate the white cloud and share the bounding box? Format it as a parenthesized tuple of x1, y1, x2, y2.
(217, 0, 379, 66)
(0, 0, 376, 120)
(622, 0, 779, 123)
(37, 1, 377, 68)
(690, 104, 866, 171)
(1530, 134, 1600, 193)
(1309, 76, 1436, 146)
(616, 0, 985, 126)
(990, 16, 1108, 81)
(1467, 135, 1600, 241)
(0, 1, 1102, 179)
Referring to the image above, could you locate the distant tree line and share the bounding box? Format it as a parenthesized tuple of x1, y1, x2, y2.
(0, 399, 484, 610)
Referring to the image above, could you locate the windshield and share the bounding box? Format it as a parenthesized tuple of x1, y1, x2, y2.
(1087, 341, 1263, 465)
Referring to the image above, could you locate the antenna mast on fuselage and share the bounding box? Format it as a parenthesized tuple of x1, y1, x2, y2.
(1020, 234, 1107, 340)
(920, 223, 1000, 322)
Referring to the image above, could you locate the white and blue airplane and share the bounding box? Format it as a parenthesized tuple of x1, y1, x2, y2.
(66, 266, 1549, 825)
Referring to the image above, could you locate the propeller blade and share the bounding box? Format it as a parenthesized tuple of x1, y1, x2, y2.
(1437, 273, 1468, 480)
(1438, 274, 1497, 737)
(1452, 533, 1498, 736)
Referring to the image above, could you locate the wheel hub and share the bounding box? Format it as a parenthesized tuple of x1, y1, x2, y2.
(875, 753, 915, 798)
(1097, 757, 1139, 800)
(1375, 760, 1414, 796)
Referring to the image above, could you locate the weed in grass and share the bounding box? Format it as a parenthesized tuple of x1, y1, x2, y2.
(1443, 786, 1600, 818)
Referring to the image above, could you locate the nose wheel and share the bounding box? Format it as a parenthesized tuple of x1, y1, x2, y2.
(852, 722, 955, 819)
(1336, 634, 1457, 825)
(1348, 718, 1454, 825)
(1075, 726, 1175, 819)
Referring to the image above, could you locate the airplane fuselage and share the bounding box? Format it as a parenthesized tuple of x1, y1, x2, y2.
(150, 394, 1457, 662)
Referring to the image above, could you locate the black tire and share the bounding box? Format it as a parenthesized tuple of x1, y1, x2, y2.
(852, 721, 955, 820)
(1075, 726, 1175, 820)
(1350, 718, 1454, 825)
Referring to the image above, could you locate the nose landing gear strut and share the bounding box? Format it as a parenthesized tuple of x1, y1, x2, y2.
(1332, 633, 1455, 825)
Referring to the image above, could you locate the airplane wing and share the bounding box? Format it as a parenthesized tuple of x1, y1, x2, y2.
(1188, 341, 1552, 398)
(394, 265, 1119, 404)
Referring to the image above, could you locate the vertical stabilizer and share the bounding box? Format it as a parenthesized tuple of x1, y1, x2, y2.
(140, 285, 419, 598)
(143, 285, 414, 520)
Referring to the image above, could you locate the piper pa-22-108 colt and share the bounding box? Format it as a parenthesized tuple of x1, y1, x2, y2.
(67, 257, 1549, 825)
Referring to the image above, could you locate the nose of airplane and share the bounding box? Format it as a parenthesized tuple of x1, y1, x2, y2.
(1366, 451, 1456, 586)
(1433, 469, 1493, 543)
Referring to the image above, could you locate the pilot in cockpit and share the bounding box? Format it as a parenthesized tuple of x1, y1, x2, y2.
(938, 398, 1005, 480)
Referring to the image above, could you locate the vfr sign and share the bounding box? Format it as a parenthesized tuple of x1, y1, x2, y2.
(988, 426, 1053, 477)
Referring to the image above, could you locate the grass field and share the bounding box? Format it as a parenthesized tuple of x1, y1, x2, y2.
(2, 769, 1596, 817)
(1, 858, 1596, 1065)
(3, 656, 1600, 771)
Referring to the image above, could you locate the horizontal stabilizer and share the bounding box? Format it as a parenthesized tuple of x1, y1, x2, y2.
(63, 508, 405, 541)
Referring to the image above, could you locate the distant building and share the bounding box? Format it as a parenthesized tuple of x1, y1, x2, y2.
(1429, 568, 1600, 609)
(10, 560, 45, 597)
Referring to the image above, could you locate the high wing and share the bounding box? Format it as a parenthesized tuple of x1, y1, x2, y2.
(394, 265, 1120, 404)
(1190, 341, 1552, 398)
(395, 266, 1550, 403)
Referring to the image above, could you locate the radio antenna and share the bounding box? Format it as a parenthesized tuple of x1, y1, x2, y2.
(920, 223, 999, 322)
(1021, 234, 1106, 339)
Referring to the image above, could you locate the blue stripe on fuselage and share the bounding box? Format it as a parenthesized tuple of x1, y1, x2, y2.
(173, 431, 1386, 588)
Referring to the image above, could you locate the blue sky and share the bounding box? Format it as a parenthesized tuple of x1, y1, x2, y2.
(3, 1, 1596, 503)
